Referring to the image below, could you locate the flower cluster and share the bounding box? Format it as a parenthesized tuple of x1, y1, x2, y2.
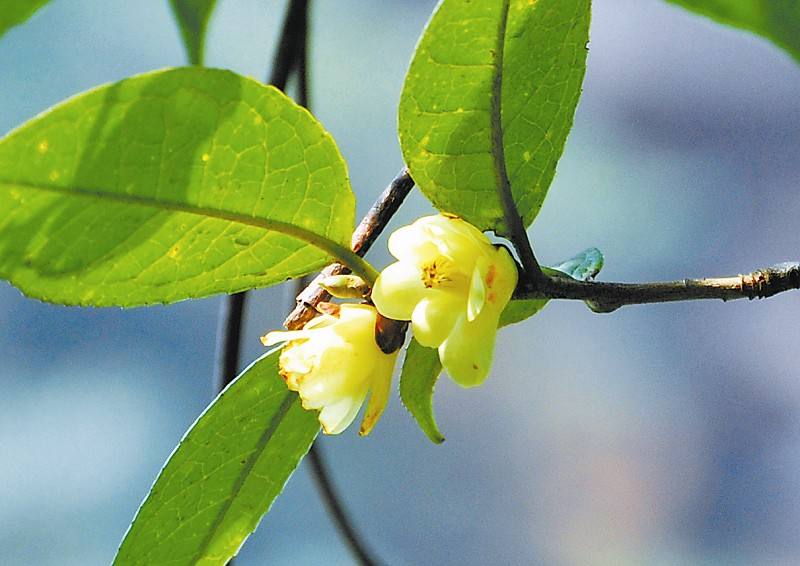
(264, 214, 518, 435)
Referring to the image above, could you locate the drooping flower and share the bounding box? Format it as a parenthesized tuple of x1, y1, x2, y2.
(261, 304, 397, 435)
(371, 214, 518, 387)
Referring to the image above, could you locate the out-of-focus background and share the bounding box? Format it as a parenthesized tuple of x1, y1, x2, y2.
(2, 0, 799, 564)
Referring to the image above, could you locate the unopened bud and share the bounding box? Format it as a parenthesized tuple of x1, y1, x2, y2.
(318, 274, 370, 299)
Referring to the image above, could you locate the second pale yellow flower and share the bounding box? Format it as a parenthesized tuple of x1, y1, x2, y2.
(371, 214, 517, 387)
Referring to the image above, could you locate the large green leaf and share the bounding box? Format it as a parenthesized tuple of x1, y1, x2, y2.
(398, 0, 591, 233)
(0, 0, 50, 39)
(0, 67, 357, 307)
(115, 349, 320, 566)
(666, 0, 800, 63)
(399, 338, 445, 444)
(169, 0, 219, 65)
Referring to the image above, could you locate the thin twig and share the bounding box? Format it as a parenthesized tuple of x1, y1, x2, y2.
(213, 292, 247, 392)
(307, 441, 382, 566)
(284, 168, 415, 330)
(269, 0, 310, 88)
(516, 262, 800, 312)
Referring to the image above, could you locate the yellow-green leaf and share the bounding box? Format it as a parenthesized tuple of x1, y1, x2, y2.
(398, 0, 591, 232)
(399, 338, 445, 444)
(114, 349, 320, 565)
(0, 0, 50, 39)
(0, 67, 357, 307)
(666, 0, 800, 64)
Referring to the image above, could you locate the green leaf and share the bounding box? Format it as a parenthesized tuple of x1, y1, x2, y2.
(499, 247, 604, 327)
(114, 349, 320, 566)
(169, 0, 218, 65)
(666, 0, 800, 63)
(399, 338, 445, 444)
(398, 0, 591, 232)
(498, 297, 548, 328)
(546, 246, 604, 281)
(0, 0, 50, 39)
(0, 67, 358, 307)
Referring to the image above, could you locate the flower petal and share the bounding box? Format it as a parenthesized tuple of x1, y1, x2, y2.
(439, 308, 501, 388)
(410, 291, 463, 348)
(467, 256, 489, 322)
(387, 223, 440, 263)
(371, 261, 428, 321)
(359, 352, 398, 436)
(261, 329, 310, 346)
(319, 393, 367, 435)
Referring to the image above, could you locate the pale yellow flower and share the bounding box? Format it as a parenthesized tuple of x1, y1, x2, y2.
(262, 304, 397, 435)
(371, 214, 517, 387)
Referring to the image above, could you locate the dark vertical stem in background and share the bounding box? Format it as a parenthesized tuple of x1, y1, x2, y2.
(290, 3, 380, 565)
(214, 0, 310, 393)
(213, 292, 247, 392)
(214, 1, 380, 565)
(307, 443, 381, 565)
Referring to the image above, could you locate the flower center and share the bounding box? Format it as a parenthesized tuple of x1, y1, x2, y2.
(420, 257, 455, 288)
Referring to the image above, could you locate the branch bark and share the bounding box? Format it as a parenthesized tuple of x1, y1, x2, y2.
(517, 262, 800, 312)
(284, 168, 415, 330)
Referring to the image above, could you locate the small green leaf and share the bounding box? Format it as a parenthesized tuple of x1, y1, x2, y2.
(499, 247, 604, 326)
(0, 0, 50, 39)
(0, 67, 358, 307)
(399, 338, 445, 444)
(114, 349, 319, 566)
(398, 0, 591, 232)
(666, 0, 800, 64)
(546, 246, 604, 281)
(498, 297, 547, 327)
(169, 0, 218, 65)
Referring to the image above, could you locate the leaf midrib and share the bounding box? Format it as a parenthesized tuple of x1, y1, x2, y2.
(188, 390, 298, 564)
(0, 179, 372, 281)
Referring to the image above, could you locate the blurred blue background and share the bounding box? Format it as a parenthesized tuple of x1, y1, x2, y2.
(2, 0, 800, 564)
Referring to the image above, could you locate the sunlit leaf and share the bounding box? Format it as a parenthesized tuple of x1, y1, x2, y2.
(169, 0, 218, 65)
(0, 67, 356, 307)
(114, 349, 319, 566)
(399, 338, 445, 444)
(398, 0, 591, 232)
(666, 0, 800, 63)
(0, 0, 50, 39)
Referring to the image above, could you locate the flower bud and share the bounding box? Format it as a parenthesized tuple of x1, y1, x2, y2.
(318, 274, 370, 299)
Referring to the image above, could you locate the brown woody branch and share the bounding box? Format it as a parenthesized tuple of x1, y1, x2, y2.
(284, 168, 415, 330)
(517, 262, 800, 313)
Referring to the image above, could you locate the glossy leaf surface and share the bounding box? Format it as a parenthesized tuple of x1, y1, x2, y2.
(0, 67, 355, 306)
(115, 349, 320, 565)
(398, 0, 591, 232)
